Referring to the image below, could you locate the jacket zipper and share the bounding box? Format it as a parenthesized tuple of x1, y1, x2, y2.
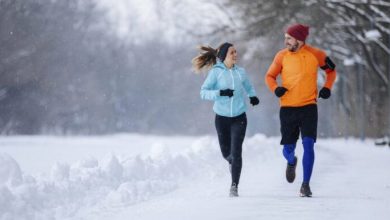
(229, 69, 235, 117)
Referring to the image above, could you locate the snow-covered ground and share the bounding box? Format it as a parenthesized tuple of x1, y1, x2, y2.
(0, 134, 389, 220)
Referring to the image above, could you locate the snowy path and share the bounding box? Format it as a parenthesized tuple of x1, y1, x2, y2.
(83, 136, 390, 220)
(1, 135, 389, 220)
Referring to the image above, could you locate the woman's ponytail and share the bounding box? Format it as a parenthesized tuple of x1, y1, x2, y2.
(191, 45, 217, 73)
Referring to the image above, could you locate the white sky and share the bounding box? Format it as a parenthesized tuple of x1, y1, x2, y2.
(96, 0, 228, 44)
(98, 0, 160, 41)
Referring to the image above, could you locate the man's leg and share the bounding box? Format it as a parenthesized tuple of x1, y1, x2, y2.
(283, 143, 298, 183)
(283, 143, 296, 165)
(280, 107, 300, 183)
(299, 104, 318, 197)
(302, 137, 315, 183)
(300, 104, 318, 184)
(300, 136, 314, 197)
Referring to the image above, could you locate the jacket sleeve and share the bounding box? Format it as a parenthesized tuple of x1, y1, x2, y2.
(323, 68, 336, 89)
(200, 69, 220, 101)
(265, 52, 283, 92)
(316, 50, 337, 89)
(241, 69, 257, 97)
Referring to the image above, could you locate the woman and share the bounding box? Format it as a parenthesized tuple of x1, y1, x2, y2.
(192, 42, 259, 197)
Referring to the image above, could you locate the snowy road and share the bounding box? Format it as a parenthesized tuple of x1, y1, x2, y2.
(1, 135, 389, 220)
(99, 138, 390, 220)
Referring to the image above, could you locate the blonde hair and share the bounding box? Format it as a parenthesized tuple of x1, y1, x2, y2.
(191, 45, 218, 73)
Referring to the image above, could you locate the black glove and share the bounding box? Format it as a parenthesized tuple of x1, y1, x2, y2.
(249, 96, 259, 106)
(319, 87, 331, 99)
(220, 89, 234, 97)
(274, 87, 288, 98)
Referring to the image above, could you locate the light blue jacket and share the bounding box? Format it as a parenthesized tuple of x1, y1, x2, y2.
(200, 61, 257, 117)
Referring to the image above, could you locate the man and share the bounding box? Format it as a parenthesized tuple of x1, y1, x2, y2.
(265, 24, 336, 197)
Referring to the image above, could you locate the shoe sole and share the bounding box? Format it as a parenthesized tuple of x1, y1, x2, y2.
(299, 193, 312, 197)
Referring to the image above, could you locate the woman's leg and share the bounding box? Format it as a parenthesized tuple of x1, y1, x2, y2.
(230, 113, 247, 186)
(215, 114, 232, 163)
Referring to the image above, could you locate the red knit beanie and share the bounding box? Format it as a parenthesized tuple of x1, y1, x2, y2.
(286, 24, 309, 41)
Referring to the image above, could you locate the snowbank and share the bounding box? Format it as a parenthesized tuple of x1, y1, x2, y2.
(0, 135, 228, 220)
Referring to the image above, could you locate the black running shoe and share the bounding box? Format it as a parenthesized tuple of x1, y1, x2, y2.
(300, 182, 312, 197)
(286, 156, 297, 183)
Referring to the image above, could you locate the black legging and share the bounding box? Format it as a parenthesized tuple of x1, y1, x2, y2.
(215, 113, 247, 186)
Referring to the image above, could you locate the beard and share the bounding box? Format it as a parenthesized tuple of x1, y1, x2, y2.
(287, 42, 299, 52)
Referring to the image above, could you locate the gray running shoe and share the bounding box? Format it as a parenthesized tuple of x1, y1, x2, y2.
(229, 183, 238, 197)
(300, 182, 312, 197)
(286, 156, 297, 183)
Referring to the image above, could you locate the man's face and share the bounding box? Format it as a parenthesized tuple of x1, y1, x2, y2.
(284, 33, 299, 52)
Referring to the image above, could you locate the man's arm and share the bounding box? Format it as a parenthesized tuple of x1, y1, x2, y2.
(312, 48, 337, 89)
(265, 52, 284, 92)
(320, 56, 337, 89)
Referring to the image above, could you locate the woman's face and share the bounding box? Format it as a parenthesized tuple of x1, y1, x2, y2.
(224, 46, 237, 65)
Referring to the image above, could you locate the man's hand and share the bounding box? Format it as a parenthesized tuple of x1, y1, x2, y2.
(274, 87, 288, 98)
(319, 87, 331, 99)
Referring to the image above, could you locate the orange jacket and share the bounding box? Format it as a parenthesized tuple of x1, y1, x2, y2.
(265, 44, 336, 107)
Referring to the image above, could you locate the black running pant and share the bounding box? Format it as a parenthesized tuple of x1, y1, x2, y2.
(215, 113, 247, 185)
